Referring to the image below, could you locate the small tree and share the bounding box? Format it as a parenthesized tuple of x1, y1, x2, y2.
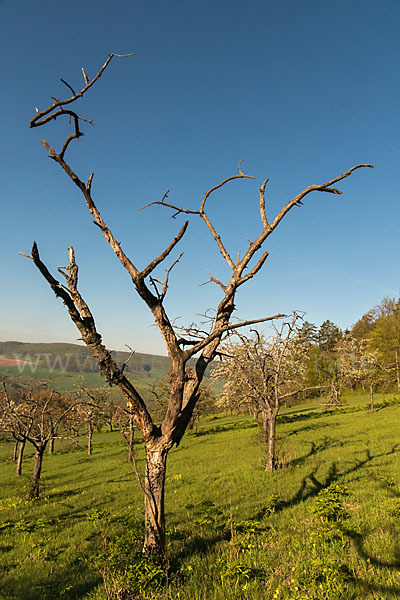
(113, 403, 135, 463)
(338, 336, 386, 412)
(75, 389, 105, 455)
(304, 320, 344, 406)
(0, 384, 78, 498)
(24, 53, 372, 554)
(214, 314, 312, 471)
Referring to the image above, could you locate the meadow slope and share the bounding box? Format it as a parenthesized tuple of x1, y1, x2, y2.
(1, 392, 400, 599)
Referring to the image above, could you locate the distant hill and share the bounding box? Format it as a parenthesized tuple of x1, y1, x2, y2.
(0, 341, 172, 378)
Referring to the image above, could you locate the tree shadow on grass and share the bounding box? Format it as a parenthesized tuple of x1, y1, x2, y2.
(0, 557, 100, 600)
(345, 525, 400, 570)
(171, 443, 400, 571)
(341, 474, 400, 596)
(281, 420, 336, 439)
(191, 420, 258, 438)
(282, 436, 337, 468)
(371, 397, 400, 413)
(349, 580, 400, 597)
(256, 444, 399, 520)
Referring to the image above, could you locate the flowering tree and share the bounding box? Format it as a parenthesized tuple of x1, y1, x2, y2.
(213, 314, 313, 471)
(338, 336, 386, 412)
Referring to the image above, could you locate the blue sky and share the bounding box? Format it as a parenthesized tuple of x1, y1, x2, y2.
(0, 0, 399, 355)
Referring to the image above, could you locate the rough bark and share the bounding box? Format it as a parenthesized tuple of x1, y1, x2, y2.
(13, 440, 18, 462)
(88, 420, 93, 455)
(265, 416, 277, 473)
(143, 442, 168, 555)
(30, 447, 45, 499)
(261, 410, 268, 446)
(16, 440, 26, 477)
(48, 438, 54, 454)
(128, 414, 134, 463)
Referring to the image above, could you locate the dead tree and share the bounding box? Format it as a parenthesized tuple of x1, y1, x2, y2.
(25, 53, 372, 555)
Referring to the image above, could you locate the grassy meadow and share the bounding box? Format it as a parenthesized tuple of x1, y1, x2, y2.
(0, 365, 165, 397)
(1, 392, 400, 599)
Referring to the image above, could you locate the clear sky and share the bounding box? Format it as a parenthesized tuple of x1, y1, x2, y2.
(0, 0, 399, 355)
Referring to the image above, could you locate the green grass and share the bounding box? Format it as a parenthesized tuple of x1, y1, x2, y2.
(0, 365, 161, 396)
(1, 392, 400, 598)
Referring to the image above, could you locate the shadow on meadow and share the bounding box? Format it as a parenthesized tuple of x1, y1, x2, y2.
(256, 444, 399, 519)
(167, 443, 400, 584)
(3, 402, 400, 599)
(281, 420, 337, 439)
(1, 562, 99, 600)
(190, 419, 258, 438)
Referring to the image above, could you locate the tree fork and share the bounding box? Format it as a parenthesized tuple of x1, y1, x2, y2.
(25, 53, 373, 556)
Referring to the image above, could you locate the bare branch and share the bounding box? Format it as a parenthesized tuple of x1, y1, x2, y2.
(237, 252, 269, 286)
(60, 78, 76, 96)
(81, 67, 90, 85)
(259, 179, 269, 228)
(200, 174, 255, 213)
(141, 174, 256, 271)
(30, 243, 155, 440)
(139, 199, 199, 216)
(234, 164, 374, 285)
(30, 53, 134, 129)
(200, 269, 226, 291)
(86, 172, 94, 193)
(121, 345, 135, 373)
(185, 313, 286, 358)
(161, 252, 184, 300)
(269, 164, 374, 232)
(140, 222, 188, 279)
(41, 138, 141, 280)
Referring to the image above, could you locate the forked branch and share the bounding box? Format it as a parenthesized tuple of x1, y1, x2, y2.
(27, 54, 373, 473)
(30, 53, 134, 128)
(27, 243, 155, 439)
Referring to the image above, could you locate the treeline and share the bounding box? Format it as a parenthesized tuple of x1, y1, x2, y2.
(301, 295, 400, 398)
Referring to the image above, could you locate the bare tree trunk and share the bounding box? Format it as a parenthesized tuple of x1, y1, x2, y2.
(369, 383, 374, 413)
(16, 440, 26, 477)
(30, 448, 45, 499)
(143, 443, 168, 556)
(261, 409, 268, 445)
(13, 440, 18, 462)
(128, 414, 134, 463)
(88, 419, 93, 455)
(265, 416, 276, 473)
(48, 438, 54, 454)
(329, 383, 342, 406)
